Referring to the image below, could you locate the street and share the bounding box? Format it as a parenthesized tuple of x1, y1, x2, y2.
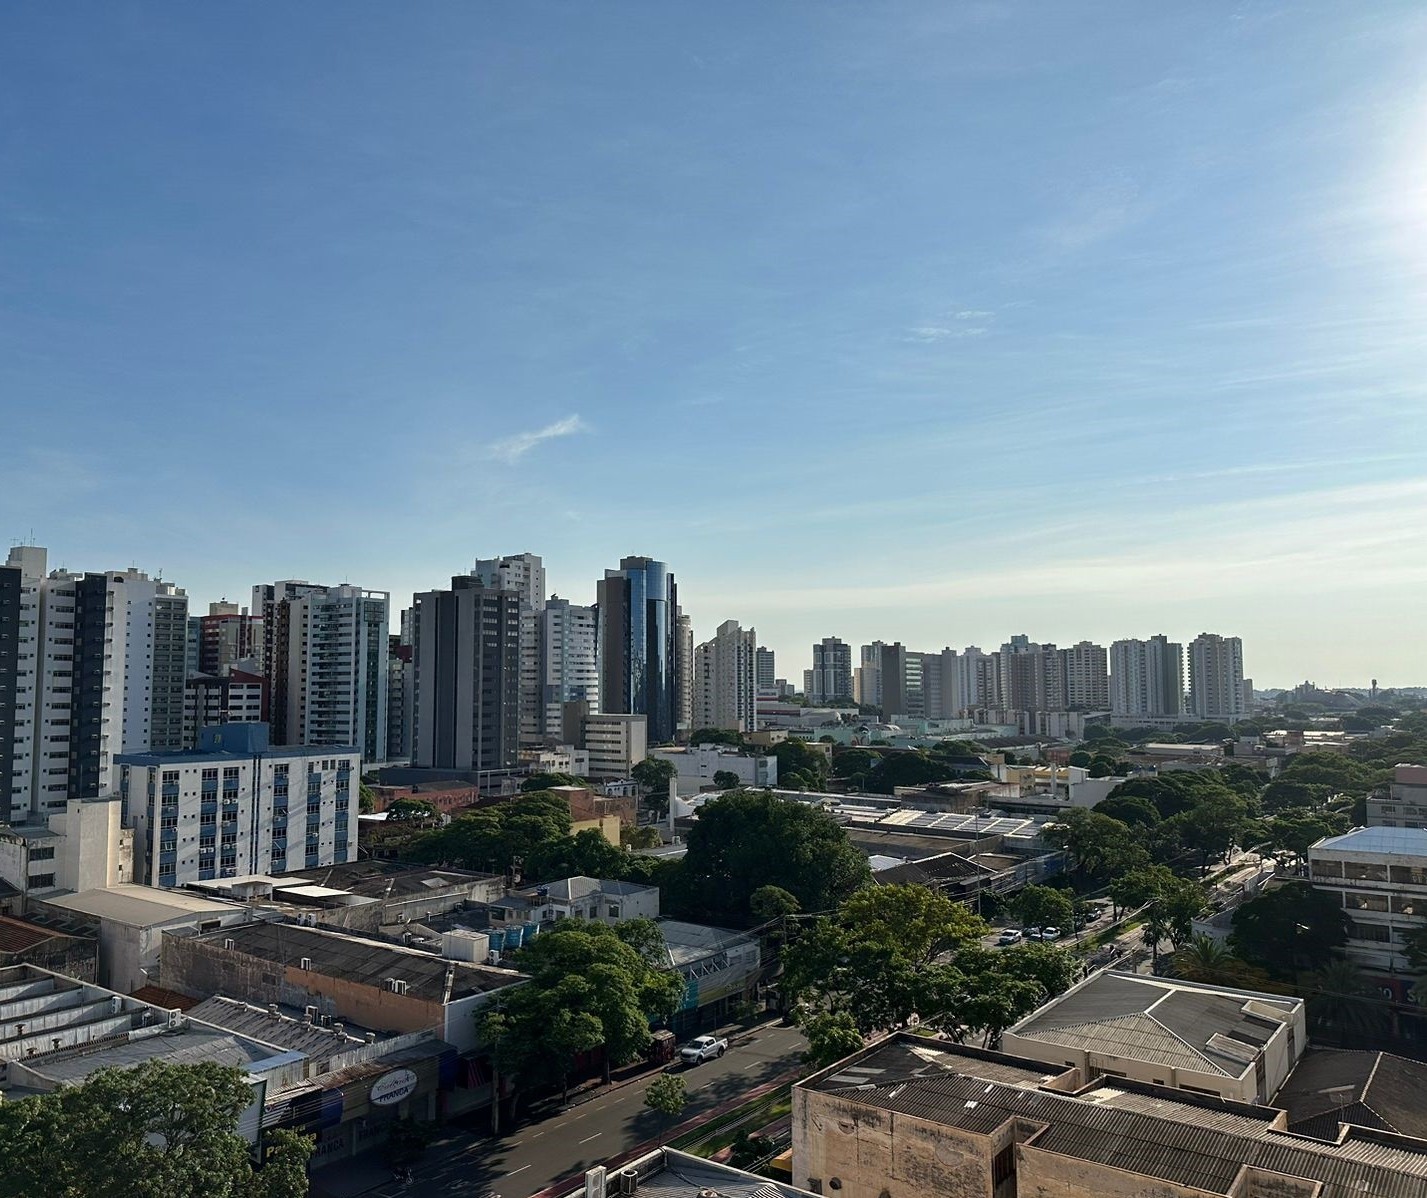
(348, 1022, 807, 1198)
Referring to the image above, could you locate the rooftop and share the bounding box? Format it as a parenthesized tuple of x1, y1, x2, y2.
(42, 884, 237, 926)
(187, 995, 366, 1061)
(555, 1148, 817, 1198)
(1312, 826, 1427, 856)
(807, 1036, 1427, 1198)
(872, 850, 990, 888)
(1005, 970, 1302, 1078)
(1276, 1050, 1427, 1142)
(540, 875, 659, 902)
(0, 915, 88, 955)
(188, 922, 526, 1001)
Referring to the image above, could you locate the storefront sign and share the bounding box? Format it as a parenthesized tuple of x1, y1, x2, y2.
(369, 1068, 418, 1107)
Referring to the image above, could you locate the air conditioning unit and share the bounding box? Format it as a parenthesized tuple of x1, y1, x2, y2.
(488, 950, 501, 967)
(618, 1167, 639, 1196)
(300, 957, 313, 970)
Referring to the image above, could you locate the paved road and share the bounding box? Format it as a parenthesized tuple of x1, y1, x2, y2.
(368, 1023, 807, 1198)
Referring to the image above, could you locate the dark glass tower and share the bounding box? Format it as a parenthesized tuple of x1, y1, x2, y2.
(596, 557, 680, 745)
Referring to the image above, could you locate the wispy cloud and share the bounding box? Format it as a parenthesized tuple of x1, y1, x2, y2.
(487, 415, 588, 464)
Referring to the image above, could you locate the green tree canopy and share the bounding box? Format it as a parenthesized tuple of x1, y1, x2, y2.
(524, 827, 629, 883)
(1230, 882, 1348, 978)
(643, 1073, 687, 1143)
(689, 728, 744, 747)
(801, 1010, 866, 1069)
(385, 797, 438, 821)
(0, 1060, 312, 1198)
(749, 884, 802, 920)
(772, 739, 831, 790)
(864, 750, 955, 794)
(674, 789, 869, 920)
(521, 772, 585, 792)
(479, 920, 683, 1096)
(831, 747, 881, 779)
(1013, 885, 1074, 931)
(1093, 794, 1161, 827)
(712, 770, 741, 790)
(1042, 809, 1149, 885)
(407, 790, 571, 874)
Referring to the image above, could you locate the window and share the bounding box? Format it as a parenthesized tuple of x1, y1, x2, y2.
(27, 874, 55, 889)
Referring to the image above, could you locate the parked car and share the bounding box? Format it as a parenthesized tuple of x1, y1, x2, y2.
(996, 929, 1023, 945)
(679, 1035, 728, 1064)
(1024, 926, 1044, 941)
(1040, 926, 1062, 940)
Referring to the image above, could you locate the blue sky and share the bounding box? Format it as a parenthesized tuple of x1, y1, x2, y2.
(4, 4, 1426, 686)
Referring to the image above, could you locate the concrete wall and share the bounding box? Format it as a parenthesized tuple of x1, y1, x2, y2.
(794, 1086, 998, 1198)
(1015, 1140, 1219, 1198)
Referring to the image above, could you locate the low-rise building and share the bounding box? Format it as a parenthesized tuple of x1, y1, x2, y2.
(366, 780, 477, 816)
(0, 796, 133, 900)
(1001, 970, 1305, 1104)
(1307, 824, 1427, 973)
(646, 744, 778, 794)
(555, 1149, 818, 1198)
(794, 1034, 1427, 1198)
(0, 914, 97, 981)
(161, 920, 526, 1052)
(488, 876, 660, 931)
(657, 919, 760, 1033)
(36, 882, 250, 992)
(576, 712, 648, 779)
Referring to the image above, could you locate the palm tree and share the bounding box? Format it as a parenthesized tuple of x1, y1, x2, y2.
(1170, 934, 1237, 984)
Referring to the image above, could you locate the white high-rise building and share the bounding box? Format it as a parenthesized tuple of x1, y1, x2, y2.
(537, 598, 599, 742)
(1188, 633, 1245, 722)
(951, 646, 990, 714)
(2, 547, 188, 821)
(119, 722, 359, 887)
(854, 642, 885, 708)
(1109, 635, 1185, 718)
(473, 553, 546, 749)
(252, 581, 389, 762)
(693, 620, 759, 733)
(1059, 641, 1109, 710)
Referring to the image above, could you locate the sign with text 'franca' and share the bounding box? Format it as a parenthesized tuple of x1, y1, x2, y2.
(369, 1068, 419, 1107)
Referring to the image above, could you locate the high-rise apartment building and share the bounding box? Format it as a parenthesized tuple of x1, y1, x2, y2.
(1109, 635, 1184, 718)
(182, 665, 265, 749)
(694, 620, 759, 733)
(755, 646, 776, 696)
(1059, 640, 1109, 710)
(386, 632, 413, 761)
(878, 643, 924, 720)
(1, 548, 188, 820)
(195, 601, 261, 676)
(677, 610, 694, 739)
(411, 578, 520, 773)
(251, 581, 389, 762)
(807, 638, 853, 704)
(596, 558, 683, 745)
(994, 636, 1061, 714)
(854, 642, 885, 708)
(537, 597, 599, 741)
(951, 646, 991, 714)
(1188, 633, 1245, 722)
(472, 554, 546, 748)
(120, 722, 359, 887)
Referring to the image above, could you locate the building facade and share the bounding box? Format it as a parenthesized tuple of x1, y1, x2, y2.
(1188, 633, 1245, 722)
(596, 557, 682, 745)
(1058, 640, 1109, 710)
(410, 578, 520, 774)
(693, 619, 759, 733)
(472, 553, 546, 748)
(1110, 635, 1185, 719)
(536, 598, 599, 743)
(1308, 825, 1427, 974)
(806, 637, 853, 704)
(119, 722, 360, 887)
(1366, 763, 1427, 828)
(2, 547, 188, 819)
(252, 581, 389, 763)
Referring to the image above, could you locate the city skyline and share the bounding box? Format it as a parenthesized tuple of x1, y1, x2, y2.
(5, 6, 1426, 686)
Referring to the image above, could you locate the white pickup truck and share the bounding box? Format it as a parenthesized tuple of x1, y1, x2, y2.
(679, 1034, 728, 1064)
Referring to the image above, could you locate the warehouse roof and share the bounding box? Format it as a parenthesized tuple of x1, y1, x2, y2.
(43, 884, 236, 926)
(1277, 1050, 1427, 1142)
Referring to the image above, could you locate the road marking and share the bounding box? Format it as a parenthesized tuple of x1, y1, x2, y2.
(507, 1165, 531, 1177)
(579, 1133, 602, 1144)
(531, 1130, 544, 1138)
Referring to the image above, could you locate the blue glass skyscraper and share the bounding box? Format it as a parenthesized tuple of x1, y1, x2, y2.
(596, 557, 681, 745)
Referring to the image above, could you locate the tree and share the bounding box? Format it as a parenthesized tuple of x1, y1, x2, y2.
(1013, 885, 1074, 932)
(1169, 935, 1271, 988)
(831, 748, 881, 780)
(622, 825, 663, 850)
(865, 751, 954, 794)
(772, 739, 830, 790)
(1307, 957, 1386, 1046)
(1267, 810, 1348, 866)
(478, 921, 683, 1097)
(1068, 750, 1093, 768)
(0, 1060, 313, 1198)
(522, 772, 584, 792)
(1093, 795, 1160, 828)
(784, 885, 986, 1034)
(995, 941, 1078, 997)
(802, 1010, 865, 1069)
(386, 797, 438, 822)
(643, 1074, 687, 1144)
(749, 884, 802, 920)
(1230, 882, 1348, 978)
(524, 827, 628, 883)
(1170, 794, 1249, 874)
(359, 783, 377, 814)
(408, 790, 571, 874)
(1043, 809, 1149, 886)
(632, 757, 678, 818)
(676, 789, 869, 920)
(712, 770, 741, 790)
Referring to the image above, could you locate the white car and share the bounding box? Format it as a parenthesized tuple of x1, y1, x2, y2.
(679, 1035, 728, 1064)
(1039, 926, 1062, 940)
(996, 929, 1023, 946)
